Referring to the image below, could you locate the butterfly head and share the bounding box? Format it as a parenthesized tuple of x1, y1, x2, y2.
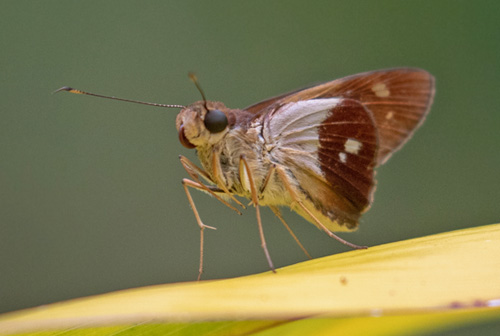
(176, 101, 232, 149)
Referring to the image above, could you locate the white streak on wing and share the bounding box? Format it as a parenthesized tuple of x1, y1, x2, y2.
(268, 99, 342, 135)
(264, 98, 342, 177)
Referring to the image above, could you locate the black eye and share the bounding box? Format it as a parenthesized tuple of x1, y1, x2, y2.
(204, 109, 228, 133)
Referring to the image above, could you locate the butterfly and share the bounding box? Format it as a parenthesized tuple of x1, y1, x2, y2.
(57, 68, 435, 279)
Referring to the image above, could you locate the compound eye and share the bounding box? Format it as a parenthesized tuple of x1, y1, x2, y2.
(204, 109, 228, 133)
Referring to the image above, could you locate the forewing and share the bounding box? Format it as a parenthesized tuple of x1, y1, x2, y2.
(248, 68, 434, 165)
(245, 88, 303, 115)
(263, 98, 378, 229)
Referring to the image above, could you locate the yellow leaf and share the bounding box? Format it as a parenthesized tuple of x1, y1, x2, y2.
(1, 224, 500, 335)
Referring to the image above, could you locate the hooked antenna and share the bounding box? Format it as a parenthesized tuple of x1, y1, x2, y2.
(53, 86, 186, 109)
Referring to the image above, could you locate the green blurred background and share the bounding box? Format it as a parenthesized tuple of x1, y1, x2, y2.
(1, 0, 499, 324)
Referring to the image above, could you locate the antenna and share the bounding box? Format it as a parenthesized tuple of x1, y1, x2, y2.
(188, 72, 209, 111)
(53, 86, 185, 109)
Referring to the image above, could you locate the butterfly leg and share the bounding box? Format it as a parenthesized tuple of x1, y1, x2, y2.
(269, 205, 312, 259)
(211, 150, 246, 209)
(180, 155, 242, 215)
(275, 165, 367, 250)
(239, 155, 276, 273)
(259, 164, 312, 259)
(180, 155, 244, 280)
(181, 178, 217, 281)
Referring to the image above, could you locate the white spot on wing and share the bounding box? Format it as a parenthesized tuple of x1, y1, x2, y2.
(344, 138, 362, 154)
(385, 110, 394, 120)
(339, 152, 347, 163)
(371, 83, 390, 97)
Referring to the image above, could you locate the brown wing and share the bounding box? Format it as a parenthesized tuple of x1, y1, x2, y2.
(245, 88, 302, 114)
(263, 98, 378, 230)
(247, 68, 435, 165)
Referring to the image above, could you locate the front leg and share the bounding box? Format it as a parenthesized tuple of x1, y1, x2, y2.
(181, 178, 216, 281)
(180, 155, 241, 215)
(211, 150, 246, 209)
(179, 155, 242, 280)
